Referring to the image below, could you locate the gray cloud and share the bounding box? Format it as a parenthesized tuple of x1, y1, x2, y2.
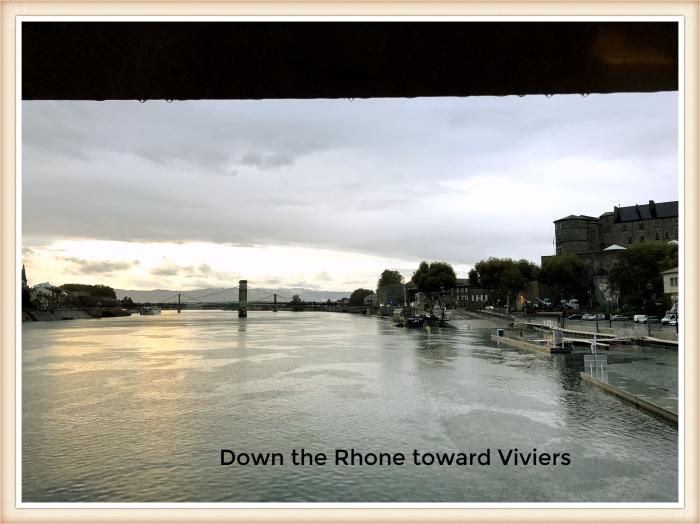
(61, 257, 140, 274)
(22, 94, 678, 268)
(240, 153, 295, 170)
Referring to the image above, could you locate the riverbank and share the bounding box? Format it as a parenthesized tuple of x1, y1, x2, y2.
(22, 308, 101, 322)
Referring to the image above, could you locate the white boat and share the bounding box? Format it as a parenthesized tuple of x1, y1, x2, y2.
(140, 306, 161, 315)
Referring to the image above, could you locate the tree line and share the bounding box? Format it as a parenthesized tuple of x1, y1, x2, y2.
(348, 240, 677, 315)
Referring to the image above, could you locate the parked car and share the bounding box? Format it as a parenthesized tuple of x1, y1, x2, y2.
(587, 314, 605, 321)
(581, 313, 591, 320)
(661, 314, 677, 325)
(610, 315, 630, 321)
(633, 314, 647, 323)
(669, 318, 679, 326)
(484, 306, 494, 310)
(567, 313, 583, 320)
(638, 315, 660, 324)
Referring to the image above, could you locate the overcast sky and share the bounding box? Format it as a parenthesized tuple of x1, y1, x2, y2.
(22, 93, 678, 291)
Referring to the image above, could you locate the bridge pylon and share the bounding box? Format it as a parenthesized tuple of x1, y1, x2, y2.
(238, 280, 248, 317)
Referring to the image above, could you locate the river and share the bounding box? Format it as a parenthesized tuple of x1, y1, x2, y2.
(22, 310, 678, 503)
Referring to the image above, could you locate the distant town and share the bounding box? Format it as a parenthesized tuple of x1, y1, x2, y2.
(22, 199, 679, 322)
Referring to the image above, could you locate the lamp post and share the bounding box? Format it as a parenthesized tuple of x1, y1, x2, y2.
(607, 297, 612, 327)
(561, 300, 566, 328)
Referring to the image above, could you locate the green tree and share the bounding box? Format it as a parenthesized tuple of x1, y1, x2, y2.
(469, 258, 507, 307)
(469, 258, 535, 309)
(290, 294, 304, 311)
(501, 264, 529, 310)
(412, 261, 457, 309)
(539, 254, 588, 302)
(516, 259, 540, 281)
(377, 269, 404, 290)
(349, 288, 375, 306)
(120, 296, 135, 308)
(607, 242, 678, 314)
(60, 283, 117, 299)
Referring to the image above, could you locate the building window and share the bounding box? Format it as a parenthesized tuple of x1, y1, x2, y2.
(655, 232, 660, 240)
(628, 237, 633, 244)
(556, 235, 562, 243)
(605, 216, 609, 222)
(654, 219, 661, 227)
(555, 222, 562, 230)
(673, 218, 678, 224)
(640, 235, 644, 243)
(670, 277, 678, 287)
(556, 248, 562, 255)
(674, 230, 678, 239)
(665, 231, 669, 239)
(621, 225, 628, 231)
(639, 223, 645, 230)
(604, 226, 611, 233)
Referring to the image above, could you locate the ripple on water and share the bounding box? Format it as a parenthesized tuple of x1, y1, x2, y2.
(22, 311, 678, 502)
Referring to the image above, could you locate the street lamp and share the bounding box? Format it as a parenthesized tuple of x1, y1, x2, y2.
(607, 297, 612, 327)
(560, 300, 566, 328)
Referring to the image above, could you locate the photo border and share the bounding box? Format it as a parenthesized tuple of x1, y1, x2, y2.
(2, 2, 697, 523)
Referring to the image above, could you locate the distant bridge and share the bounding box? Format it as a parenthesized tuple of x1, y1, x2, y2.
(131, 285, 371, 313)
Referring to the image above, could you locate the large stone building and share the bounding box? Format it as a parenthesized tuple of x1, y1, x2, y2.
(547, 200, 678, 306)
(555, 200, 678, 256)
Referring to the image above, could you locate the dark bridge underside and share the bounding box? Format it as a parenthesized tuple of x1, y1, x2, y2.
(22, 21, 678, 100)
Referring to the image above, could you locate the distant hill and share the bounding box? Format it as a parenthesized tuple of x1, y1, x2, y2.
(115, 287, 352, 303)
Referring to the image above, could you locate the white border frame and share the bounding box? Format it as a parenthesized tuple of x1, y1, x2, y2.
(15, 14, 685, 510)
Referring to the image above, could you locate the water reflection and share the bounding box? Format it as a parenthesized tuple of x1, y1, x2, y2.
(23, 311, 677, 503)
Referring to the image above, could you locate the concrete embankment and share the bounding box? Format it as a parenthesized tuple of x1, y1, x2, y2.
(580, 371, 678, 427)
(22, 309, 101, 322)
(521, 320, 679, 347)
(490, 334, 570, 354)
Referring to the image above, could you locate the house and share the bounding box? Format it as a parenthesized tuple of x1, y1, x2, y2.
(449, 279, 491, 309)
(661, 267, 679, 308)
(376, 284, 405, 307)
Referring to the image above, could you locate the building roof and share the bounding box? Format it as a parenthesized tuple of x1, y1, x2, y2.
(660, 267, 678, 275)
(555, 214, 599, 222)
(616, 200, 678, 222)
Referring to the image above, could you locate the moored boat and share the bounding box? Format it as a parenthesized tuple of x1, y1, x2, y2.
(404, 316, 424, 327)
(140, 306, 161, 315)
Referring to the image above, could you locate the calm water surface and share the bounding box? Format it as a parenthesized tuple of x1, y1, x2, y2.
(22, 311, 678, 502)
